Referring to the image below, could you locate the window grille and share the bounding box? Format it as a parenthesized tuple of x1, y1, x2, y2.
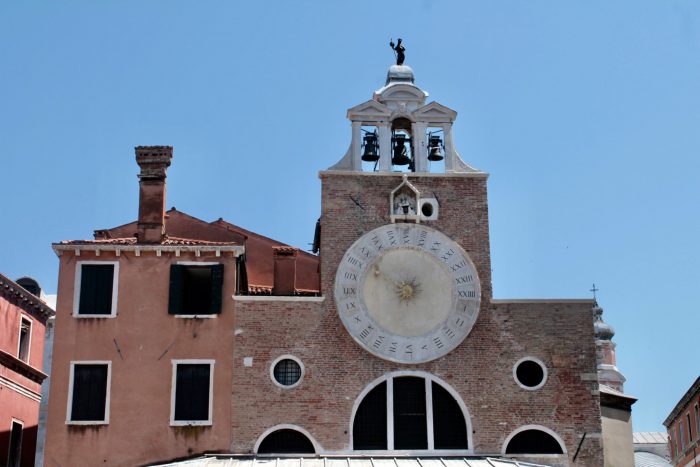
(273, 359, 301, 386)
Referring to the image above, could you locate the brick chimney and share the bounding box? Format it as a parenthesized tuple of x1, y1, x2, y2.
(135, 146, 173, 244)
(273, 247, 298, 295)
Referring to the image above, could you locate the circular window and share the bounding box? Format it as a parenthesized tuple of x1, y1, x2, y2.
(421, 201, 434, 217)
(270, 356, 304, 388)
(513, 357, 547, 390)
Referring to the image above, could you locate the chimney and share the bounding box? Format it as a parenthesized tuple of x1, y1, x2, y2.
(135, 146, 173, 244)
(273, 247, 298, 295)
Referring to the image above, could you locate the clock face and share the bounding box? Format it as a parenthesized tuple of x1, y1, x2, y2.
(334, 224, 481, 363)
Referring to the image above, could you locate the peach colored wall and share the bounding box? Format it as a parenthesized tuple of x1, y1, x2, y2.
(44, 250, 238, 467)
(0, 293, 46, 466)
(0, 296, 46, 371)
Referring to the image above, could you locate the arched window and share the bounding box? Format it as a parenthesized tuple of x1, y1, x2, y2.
(352, 373, 470, 451)
(257, 428, 315, 454)
(504, 428, 564, 454)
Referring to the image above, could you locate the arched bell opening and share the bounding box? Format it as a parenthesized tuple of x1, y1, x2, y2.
(426, 127, 445, 174)
(391, 117, 414, 172)
(360, 125, 380, 172)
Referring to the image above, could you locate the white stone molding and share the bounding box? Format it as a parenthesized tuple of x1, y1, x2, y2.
(72, 261, 119, 318)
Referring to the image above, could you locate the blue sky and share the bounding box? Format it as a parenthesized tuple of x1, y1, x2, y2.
(2, 1, 699, 433)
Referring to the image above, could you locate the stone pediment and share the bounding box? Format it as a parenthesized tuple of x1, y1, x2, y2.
(413, 101, 457, 122)
(374, 83, 428, 105)
(347, 100, 391, 121)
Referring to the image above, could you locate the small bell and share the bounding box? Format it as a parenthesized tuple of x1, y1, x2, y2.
(427, 135, 444, 161)
(361, 132, 379, 162)
(392, 134, 411, 166)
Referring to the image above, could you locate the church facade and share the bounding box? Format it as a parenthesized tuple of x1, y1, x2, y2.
(42, 60, 623, 466)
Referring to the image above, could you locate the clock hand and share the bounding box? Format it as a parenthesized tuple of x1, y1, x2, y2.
(372, 265, 400, 288)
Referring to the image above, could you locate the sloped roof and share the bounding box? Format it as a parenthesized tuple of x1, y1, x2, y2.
(633, 451, 671, 467)
(0, 272, 54, 320)
(154, 457, 552, 467)
(633, 432, 668, 444)
(93, 208, 319, 295)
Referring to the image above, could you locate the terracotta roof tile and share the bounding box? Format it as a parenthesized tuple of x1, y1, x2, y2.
(58, 236, 238, 246)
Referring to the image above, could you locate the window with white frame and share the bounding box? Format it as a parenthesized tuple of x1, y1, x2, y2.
(67, 362, 111, 424)
(687, 413, 693, 443)
(171, 360, 214, 425)
(74, 261, 119, 317)
(18, 316, 31, 362)
(168, 263, 223, 316)
(352, 374, 469, 451)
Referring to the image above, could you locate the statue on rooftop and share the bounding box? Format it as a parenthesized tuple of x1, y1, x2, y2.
(389, 38, 405, 66)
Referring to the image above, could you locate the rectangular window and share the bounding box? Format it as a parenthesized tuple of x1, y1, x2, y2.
(17, 317, 31, 362)
(680, 422, 685, 450)
(67, 362, 110, 424)
(688, 413, 693, 442)
(171, 360, 214, 425)
(695, 404, 700, 440)
(7, 420, 23, 467)
(74, 262, 119, 317)
(168, 263, 223, 316)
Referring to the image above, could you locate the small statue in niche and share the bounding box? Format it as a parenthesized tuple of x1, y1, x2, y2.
(389, 38, 406, 66)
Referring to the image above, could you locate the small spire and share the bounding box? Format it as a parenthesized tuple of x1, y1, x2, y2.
(590, 283, 599, 301)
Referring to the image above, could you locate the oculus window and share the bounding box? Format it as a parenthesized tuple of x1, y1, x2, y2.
(513, 357, 547, 390)
(68, 362, 110, 424)
(171, 360, 214, 425)
(271, 356, 303, 388)
(169, 264, 223, 315)
(257, 429, 315, 454)
(353, 375, 468, 451)
(74, 262, 118, 317)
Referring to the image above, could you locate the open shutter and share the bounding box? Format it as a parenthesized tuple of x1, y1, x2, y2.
(168, 264, 184, 315)
(209, 264, 224, 314)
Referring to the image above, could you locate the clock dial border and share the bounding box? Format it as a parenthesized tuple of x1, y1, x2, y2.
(334, 223, 481, 364)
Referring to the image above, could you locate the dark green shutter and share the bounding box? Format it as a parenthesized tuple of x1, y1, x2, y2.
(209, 264, 224, 314)
(168, 264, 184, 315)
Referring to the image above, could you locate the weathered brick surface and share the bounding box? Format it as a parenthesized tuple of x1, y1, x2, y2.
(229, 172, 603, 466)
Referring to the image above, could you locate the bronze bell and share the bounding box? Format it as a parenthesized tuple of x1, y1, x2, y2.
(361, 132, 379, 162)
(392, 134, 411, 166)
(427, 135, 444, 161)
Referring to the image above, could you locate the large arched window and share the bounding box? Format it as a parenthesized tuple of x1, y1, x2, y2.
(352, 372, 470, 451)
(503, 426, 565, 454)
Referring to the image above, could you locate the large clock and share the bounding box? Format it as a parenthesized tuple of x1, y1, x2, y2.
(334, 224, 480, 363)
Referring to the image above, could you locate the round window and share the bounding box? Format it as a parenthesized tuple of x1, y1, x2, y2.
(513, 357, 547, 390)
(271, 357, 303, 388)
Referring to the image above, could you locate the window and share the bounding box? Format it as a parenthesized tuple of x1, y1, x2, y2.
(168, 263, 223, 316)
(513, 357, 547, 390)
(171, 360, 214, 425)
(695, 404, 699, 440)
(17, 317, 31, 362)
(7, 420, 23, 467)
(257, 429, 315, 454)
(67, 362, 110, 424)
(270, 356, 303, 388)
(688, 413, 693, 442)
(504, 427, 564, 454)
(74, 262, 118, 317)
(680, 422, 685, 450)
(352, 373, 469, 451)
